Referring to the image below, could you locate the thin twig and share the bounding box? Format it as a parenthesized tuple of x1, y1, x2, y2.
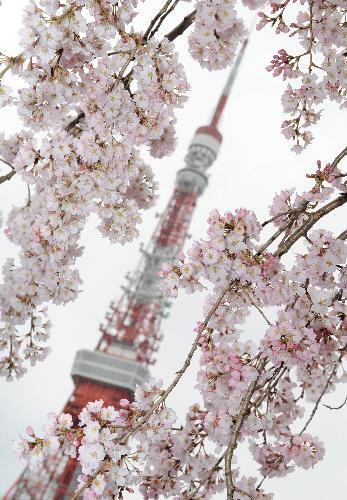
(331, 145, 347, 168)
(323, 394, 347, 410)
(64, 111, 85, 132)
(299, 360, 340, 435)
(256, 213, 298, 255)
(255, 455, 284, 491)
(239, 287, 272, 326)
(0, 157, 14, 170)
(149, 0, 180, 40)
(143, 0, 175, 41)
(308, 0, 314, 73)
(261, 210, 293, 227)
(234, 487, 256, 500)
(257, 143, 347, 254)
(252, 366, 287, 409)
(0, 52, 24, 79)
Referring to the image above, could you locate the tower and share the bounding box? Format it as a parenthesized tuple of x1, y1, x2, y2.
(4, 40, 248, 499)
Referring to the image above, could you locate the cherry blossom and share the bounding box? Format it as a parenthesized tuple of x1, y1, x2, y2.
(0, 0, 192, 378)
(188, 0, 247, 70)
(14, 146, 347, 498)
(259, 0, 347, 151)
(2, 1, 347, 497)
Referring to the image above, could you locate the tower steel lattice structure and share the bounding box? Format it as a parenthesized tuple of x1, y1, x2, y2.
(4, 40, 248, 500)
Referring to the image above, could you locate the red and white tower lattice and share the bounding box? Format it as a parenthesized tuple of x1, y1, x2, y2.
(4, 40, 248, 499)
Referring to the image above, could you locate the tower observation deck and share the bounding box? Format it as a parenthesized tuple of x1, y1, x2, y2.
(4, 40, 248, 499)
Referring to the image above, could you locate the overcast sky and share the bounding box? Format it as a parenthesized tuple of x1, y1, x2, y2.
(0, 1, 346, 498)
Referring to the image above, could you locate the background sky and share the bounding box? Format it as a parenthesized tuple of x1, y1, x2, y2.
(0, 1, 346, 498)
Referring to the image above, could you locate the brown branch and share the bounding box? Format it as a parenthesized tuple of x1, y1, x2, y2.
(149, 0, 181, 40)
(255, 455, 284, 491)
(331, 145, 347, 168)
(0, 52, 24, 79)
(71, 460, 111, 500)
(0, 157, 14, 170)
(258, 144, 347, 254)
(299, 359, 340, 435)
(64, 111, 85, 132)
(252, 365, 287, 409)
(0, 168, 15, 185)
(308, 0, 314, 73)
(275, 193, 347, 257)
(323, 394, 347, 410)
(239, 287, 272, 326)
(256, 212, 299, 255)
(225, 359, 266, 499)
(261, 209, 293, 227)
(233, 487, 256, 500)
(165, 9, 196, 41)
(143, 0, 175, 41)
(337, 228, 347, 240)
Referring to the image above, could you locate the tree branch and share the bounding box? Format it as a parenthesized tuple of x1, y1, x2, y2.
(331, 144, 347, 168)
(323, 394, 347, 410)
(148, 0, 181, 40)
(0, 168, 15, 185)
(238, 287, 273, 326)
(299, 359, 340, 435)
(165, 9, 196, 41)
(69, 145, 347, 499)
(258, 144, 347, 254)
(275, 193, 347, 257)
(225, 359, 266, 499)
(337, 228, 347, 240)
(143, 0, 175, 41)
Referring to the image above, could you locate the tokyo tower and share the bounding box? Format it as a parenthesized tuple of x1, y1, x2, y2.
(4, 40, 248, 499)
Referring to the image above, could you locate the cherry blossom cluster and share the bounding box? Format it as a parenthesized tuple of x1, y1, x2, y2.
(188, 0, 247, 70)
(250, 432, 325, 476)
(1, 0, 345, 379)
(258, 0, 347, 152)
(157, 154, 346, 495)
(14, 382, 273, 499)
(0, 0, 195, 378)
(1, 0, 345, 496)
(14, 148, 347, 498)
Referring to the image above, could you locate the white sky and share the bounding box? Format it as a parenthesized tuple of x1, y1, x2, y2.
(0, 1, 346, 498)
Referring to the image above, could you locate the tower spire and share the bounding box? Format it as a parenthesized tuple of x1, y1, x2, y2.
(4, 40, 249, 500)
(194, 38, 248, 144)
(210, 39, 248, 130)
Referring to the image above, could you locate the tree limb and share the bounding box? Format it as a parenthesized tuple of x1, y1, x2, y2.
(165, 9, 196, 41)
(225, 359, 266, 499)
(275, 193, 347, 257)
(0, 169, 15, 185)
(337, 228, 347, 240)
